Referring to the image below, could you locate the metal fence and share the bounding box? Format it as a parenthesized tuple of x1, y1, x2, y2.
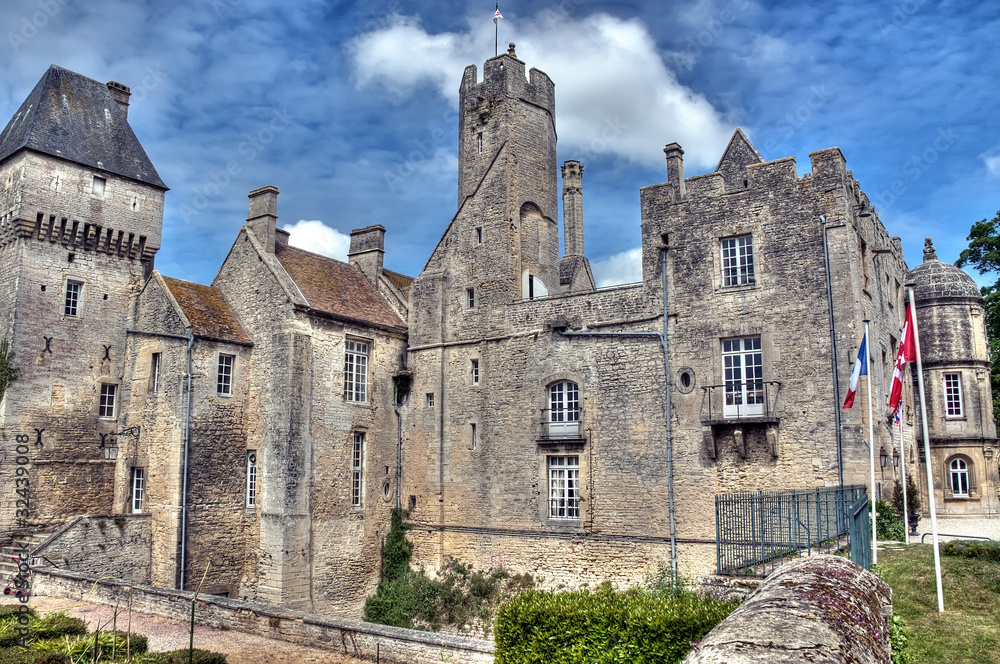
(715, 485, 869, 576)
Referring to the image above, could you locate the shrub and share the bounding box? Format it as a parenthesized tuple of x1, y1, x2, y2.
(875, 500, 906, 542)
(149, 649, 227, 664)
(0, 650, 32, 664)
(0, 607, 35, 626)
(942, 539, 1000, 561)
(494, 586, 739, 664)
(30, 614, 86, 641)
(892, 473, 921, 518)
(888, 614, 912, 664)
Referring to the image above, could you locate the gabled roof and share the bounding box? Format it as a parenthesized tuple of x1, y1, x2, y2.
(383, 268, 414, 301)
(0, 65, 166, 189)
(715, 128, 764, 192)
(275, 244, 406, 330)
(161, 276, 252, 345)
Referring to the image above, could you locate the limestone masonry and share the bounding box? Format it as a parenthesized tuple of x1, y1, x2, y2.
(1, 50, 997, 617)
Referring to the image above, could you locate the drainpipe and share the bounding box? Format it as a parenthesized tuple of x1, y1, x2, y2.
(395, 402, 402, 510)
(661, 248, 677, 579)
(821, 216, 845, 491)
(179, 332, 194, 590)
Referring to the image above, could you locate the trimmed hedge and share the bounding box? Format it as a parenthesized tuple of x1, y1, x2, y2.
(494, 586, 738, 664)
(0, 607, 35, 625)
(151, 649, 228, 664)
(943, 539, 1000, 561)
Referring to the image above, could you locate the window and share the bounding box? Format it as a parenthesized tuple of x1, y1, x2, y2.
(471, 359, 479, 385)
(949, 458, 969, 497)
(945, 373, 963, 417)
(99, 384, 117, 419)
(150, 353, 161, 394)
(92, 176, 106, 196)
(548, 381, 580, 438)
(548, 456, 580, 519)
(471, 423, 478, 450)
(352, 432, 364, 507)
(246, 452, 257, 507)
(721, 235, 755, 287)
(426, 393, 435, 407)
(477, 132, 483, 154)
(344, 340, 369, 402)
(467, 288, 476, 308)
(860, 238, 870, 290)
(217, 354, 234, 396)
(722, 336, 763, 417)
(64, 280, 82, 316)
(475, 227, 482, 244)
(131, 467, 144, 513)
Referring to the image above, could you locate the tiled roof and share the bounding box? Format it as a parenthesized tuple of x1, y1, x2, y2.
(0, 65, 166, 189)
(275, 244, 406, 329)
(161, 277, 252, 345)
(383, 268, 414, 301)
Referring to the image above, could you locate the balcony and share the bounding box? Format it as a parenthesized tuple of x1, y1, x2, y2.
(538, 408, 586, 446)
(701, 381, 781, 459)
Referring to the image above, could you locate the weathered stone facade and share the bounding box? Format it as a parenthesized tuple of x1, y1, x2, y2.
(2, 53, 996, 623)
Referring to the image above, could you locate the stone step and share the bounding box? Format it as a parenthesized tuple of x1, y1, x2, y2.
(0, 534, 53, 584)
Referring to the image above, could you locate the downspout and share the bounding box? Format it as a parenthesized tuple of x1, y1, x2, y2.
(395, 401, 402, 510)
(662, 248, 677, 579)
(179, 332, 194, 590)
(821, 216, 845, 491)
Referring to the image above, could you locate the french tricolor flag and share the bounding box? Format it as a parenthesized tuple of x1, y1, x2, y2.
(842, 332, 868, 409)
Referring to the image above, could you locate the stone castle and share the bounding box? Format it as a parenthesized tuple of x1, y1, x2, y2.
(1, 50, 997, 615)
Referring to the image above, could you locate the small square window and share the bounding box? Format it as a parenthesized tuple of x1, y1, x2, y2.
(426, 393, 435, 407)
(217, 354, 234, 395)
(64, 280, 82, 317)
(99, 384, 117, 419)
(92, 176, 106, 196)
(471, 359, 479, 385)
(467, 288, 476, 308)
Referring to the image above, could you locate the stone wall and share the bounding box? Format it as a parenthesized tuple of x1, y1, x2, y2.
(33, 568, 493, 664)
(33, 514, 152, 583)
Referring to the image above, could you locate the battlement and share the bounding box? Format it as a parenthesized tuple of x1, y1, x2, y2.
(459, 44, 555, 118)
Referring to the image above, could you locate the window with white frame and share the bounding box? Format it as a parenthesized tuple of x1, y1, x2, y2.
(344, 340, 369, 402)
(426, 393, 435, 407)
(548, 456, 580, 519)
(467, 288, 476, 308)
(99, 384, 117, 419)
(471, 359, 479, 385)
(945, 373, 963, 417)
(150, 353, 161, 394)
(131, 467, 144, 513)
(64, 280, 82, 316)
(351, 432, 364, 507)
(92, 176, 106, 197)
(246, 452, 257, 507)
(722, 336, 764, 418)
(548, 381, 580, 438)
(949, 458, 969, 497)
(217, 354, 234, 396)
(721, 235, 755, 287)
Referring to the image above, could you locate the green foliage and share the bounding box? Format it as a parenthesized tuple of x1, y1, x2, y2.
(381, 508, 413, 584)
(146, 650, 227, 664)
(0, 650, 32, 664)
(493, 586, 739, 664)
(892, 474, 921, 518)
(875, 500, 906, 542)
(30, 615, 86, 641)
(888, 615, 912, 664)
(0, 608, 35, 626)
(643, 562, 692, 600)
(956, 210, 1000, 423)
(943, 539, 1000, 562)
(0, 338, 18, 405)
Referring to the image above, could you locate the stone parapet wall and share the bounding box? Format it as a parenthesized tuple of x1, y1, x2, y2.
(33, 568, 493, 664)
(33, 514, 151, 584)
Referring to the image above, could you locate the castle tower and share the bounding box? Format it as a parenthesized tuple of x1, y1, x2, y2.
(0, 65, 167, 534)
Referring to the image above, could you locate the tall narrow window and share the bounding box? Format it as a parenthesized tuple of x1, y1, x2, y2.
(426, 393, 435, 407)
(471, 423, 478, 450)
(945, 373, 963, 417)
(467, 288, 476, 308)
(722, 336, 763, 418)
(352, 432, 364, 507)
(150, 353, 161, 394)
(99, 384, 117, 419)
(949, 458, 969, 496)
(246, 452, 257, 507)
(344, 340, 369, 402)
(721, 235, 755, 286)
(64, 280, 82, 316)
(475, 227, 483, 244)
(217, 354, 234, 395)
(477, 132, 483, 154)
(131, 467, 144, 513)
(471, 359, 479, 385)
(548, 456, 580, 519)
(548, 381, 581, 438)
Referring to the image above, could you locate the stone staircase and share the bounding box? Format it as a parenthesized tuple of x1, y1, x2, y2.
(0, 533, 51, 587)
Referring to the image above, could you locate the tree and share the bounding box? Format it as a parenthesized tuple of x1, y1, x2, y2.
(955, 210, 1000, 422)
(0, 338, 18, 405)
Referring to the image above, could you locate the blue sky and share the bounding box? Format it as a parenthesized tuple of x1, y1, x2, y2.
(2, 0, 998, 287)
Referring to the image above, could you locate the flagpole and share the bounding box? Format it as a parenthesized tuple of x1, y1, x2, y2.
(494, 3, 499, 57)
(909, 287, 944, 613)
(864, 320, 877, 564)
(899, 407, 909, 545)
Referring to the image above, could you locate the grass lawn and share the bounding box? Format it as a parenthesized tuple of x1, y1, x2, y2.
(878, 543, 1000, 663)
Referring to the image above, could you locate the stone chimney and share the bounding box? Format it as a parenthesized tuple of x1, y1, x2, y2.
(664, 143, 685, 197)
(348, 225, 386, 286)
(106, 81, 131, 118)
(275, 227, 290, 249)
(561, 161, 584, 257)
(247, 186, 279, 253)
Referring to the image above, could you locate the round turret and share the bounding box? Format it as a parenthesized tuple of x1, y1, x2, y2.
(907, 237, 982, 301)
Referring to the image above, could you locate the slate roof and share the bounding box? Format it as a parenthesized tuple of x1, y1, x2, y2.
(383, 268, 414, 301)
(0, 65, 166, 189)
(161, 277, 253, 345)
(275, 244, 406, 330)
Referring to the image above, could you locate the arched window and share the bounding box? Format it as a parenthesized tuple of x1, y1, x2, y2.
(547, 381, 580, 438)
(949, 458, 969, 497)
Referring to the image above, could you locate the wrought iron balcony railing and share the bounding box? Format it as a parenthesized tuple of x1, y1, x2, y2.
(539, 408, 584, 440)
(701, 381, 781, 424)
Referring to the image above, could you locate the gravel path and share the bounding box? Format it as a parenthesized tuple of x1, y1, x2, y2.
(1, 594, 367, 664)
(912, 514, 1000, 543)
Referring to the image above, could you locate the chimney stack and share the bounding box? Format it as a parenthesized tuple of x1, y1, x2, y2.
(106, 81, 131, 118)
(561, 160, 584, 257)
(349, 225, 386, 286)
(664, 143, 685, 197)
(247, 186, 279, 253)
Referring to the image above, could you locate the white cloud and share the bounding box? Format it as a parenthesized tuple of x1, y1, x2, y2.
(281, 220, 351, 260)
(984, 154, 1000, 178)
(591, 247, 643, 287)
(348, 11, 734, 169)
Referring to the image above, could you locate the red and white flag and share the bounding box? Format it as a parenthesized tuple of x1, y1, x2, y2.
(889, 303, 917, 416)
(493, 5, 503, 23)
(842, 331, 868, 409)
